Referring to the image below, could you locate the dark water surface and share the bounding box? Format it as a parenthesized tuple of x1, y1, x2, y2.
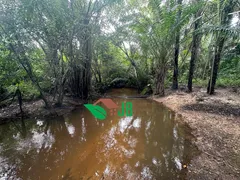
(0, 88, 198, 179)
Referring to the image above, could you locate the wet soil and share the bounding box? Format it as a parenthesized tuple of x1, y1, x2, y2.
(153, 87, 240, 180)
(0, 97, 82, 124)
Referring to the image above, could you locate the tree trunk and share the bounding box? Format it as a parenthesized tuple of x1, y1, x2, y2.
(172, 0, 183, 90)
(155, 66, 166, 96)
(172, 34, 180, 90)
(97, 70, 102, 83)
(56, 58, 66, 106)
(207, 0, 235, 94)
(188, 10, 201, 92)
(207, 36, 225, 94)
(82, 18, 92, 99)
(56, 85, 64, 106)
(21, 59, 50, 108)
(8, 41, 51, 108)
(70, 17, 92, 99)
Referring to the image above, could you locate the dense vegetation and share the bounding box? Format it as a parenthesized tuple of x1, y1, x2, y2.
(0, 0, 239, 107)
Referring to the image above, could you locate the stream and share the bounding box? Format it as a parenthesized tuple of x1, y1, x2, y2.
(0, 88, 198, 179)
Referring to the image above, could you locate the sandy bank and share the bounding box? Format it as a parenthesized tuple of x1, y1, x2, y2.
(153, 88, 240, 180)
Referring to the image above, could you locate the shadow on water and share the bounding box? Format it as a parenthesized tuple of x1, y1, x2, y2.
(0, 88, 199, 179)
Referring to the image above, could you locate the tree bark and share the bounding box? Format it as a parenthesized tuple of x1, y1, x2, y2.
(8, 42, 50, 108)
(56, 53, 66, 106)
(82, 17, 92, 99)
(70, 17, 92, 99)
(207, 36, 225, 94)
(207, 0, 235, 94)
(188, 10, 201, 92)
(155, 66, 166, 96)
(172, 0, 183, 90)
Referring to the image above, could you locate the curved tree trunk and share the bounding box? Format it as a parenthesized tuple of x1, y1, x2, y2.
(207, 0, 235, 94)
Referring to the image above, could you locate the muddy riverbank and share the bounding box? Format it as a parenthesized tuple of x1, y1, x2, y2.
(153, 87, 240, 180)
(0, 97, 83, 124)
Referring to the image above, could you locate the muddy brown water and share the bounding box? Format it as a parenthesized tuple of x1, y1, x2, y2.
(0, 88, 198, 179)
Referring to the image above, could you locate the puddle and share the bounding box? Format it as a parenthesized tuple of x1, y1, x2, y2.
(0, 88, 198, 179)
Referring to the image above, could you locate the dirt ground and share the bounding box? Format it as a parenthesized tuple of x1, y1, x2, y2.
(0, 97, 83, 124)
(153, 87, 240, 180)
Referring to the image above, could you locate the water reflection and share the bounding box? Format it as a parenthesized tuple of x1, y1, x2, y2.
(64, 118, 75, 137)
(16, 129, 55, 152)
(0, 89, 198, 179)
(81, 118, 86, 142)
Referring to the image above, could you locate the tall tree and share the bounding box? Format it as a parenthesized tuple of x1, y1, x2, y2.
(188, 1, 202, 92)
(0, 0, 51, 107)
(207, 0, 237, 94)
(172, 0, 183, 90)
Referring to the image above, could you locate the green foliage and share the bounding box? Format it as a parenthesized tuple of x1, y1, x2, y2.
(18, 82, 40, 100)
(0, 0, 239, 104)
(217, 78, 240, 87)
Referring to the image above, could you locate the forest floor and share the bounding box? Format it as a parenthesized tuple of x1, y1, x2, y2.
(0, 97, 83, 124)
(153, 87, 240, 180)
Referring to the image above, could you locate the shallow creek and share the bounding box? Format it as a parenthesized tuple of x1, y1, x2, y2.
(0, 88, 198, 179)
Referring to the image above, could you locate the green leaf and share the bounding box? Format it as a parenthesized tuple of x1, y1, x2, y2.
(84, 104, 107, 120)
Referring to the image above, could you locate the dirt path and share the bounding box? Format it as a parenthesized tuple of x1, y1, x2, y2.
(153, 88, 240, 180)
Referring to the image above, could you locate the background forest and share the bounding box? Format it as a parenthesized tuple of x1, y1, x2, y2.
(0, 0, 239, 107)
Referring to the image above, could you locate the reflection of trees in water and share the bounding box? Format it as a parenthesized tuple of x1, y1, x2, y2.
(143, 103, 191, 179)
(80, 118, 86, 142)
(0, 118, 57, 179)
(21, 118, 27, 138)
(98, 100, 192, 179)
(0, 156, 18, 179)
(0, 99, 196, 179)
(64, 117, 76, 138)
(0, 116, 80, 179)
(0, 115, 81, 179)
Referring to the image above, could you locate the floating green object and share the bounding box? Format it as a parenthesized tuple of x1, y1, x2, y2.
(84, 104, 107, 120)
